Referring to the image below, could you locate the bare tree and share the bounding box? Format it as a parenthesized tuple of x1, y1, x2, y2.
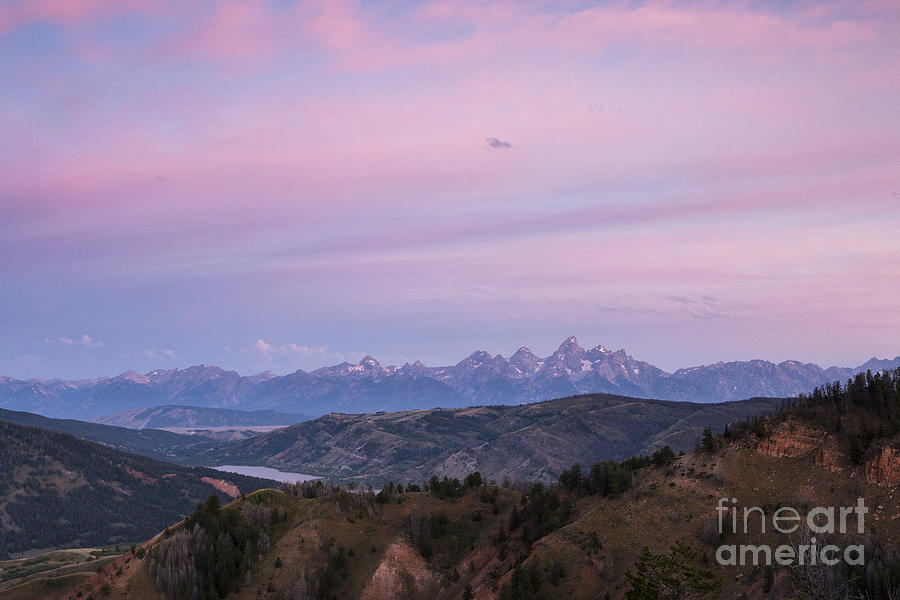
(790, 527, 853, 600)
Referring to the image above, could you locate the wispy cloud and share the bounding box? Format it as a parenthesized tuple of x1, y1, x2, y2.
(254, 338, 273, 355)
(253, 338, 332, 360)
(79, 334, 102, 348)
(141, 348, 178, 360)
(44, 334, 102, 348)
(240, 339, 359, 371)
(252, 339, 339, 360)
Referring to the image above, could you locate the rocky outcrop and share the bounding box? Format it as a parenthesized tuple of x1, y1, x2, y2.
(814, 447, 843, 471)
(757, 424, 826, 458)
(756, 423, 900, 485)
(757, 422, 846, 472)
(359, 539, 441, 600)
(200, 476, 240, 497)
(865, 447, 900, 486)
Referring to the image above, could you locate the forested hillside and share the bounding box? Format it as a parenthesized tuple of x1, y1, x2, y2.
(0, 420, 275, 559)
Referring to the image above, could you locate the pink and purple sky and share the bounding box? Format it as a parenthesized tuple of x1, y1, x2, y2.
(1, 0, 899, 379)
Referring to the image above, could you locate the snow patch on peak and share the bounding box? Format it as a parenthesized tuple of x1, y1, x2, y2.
(116, 369, 149, 384)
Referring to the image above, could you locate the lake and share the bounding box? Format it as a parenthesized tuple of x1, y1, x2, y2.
(212, 465, 319, 483)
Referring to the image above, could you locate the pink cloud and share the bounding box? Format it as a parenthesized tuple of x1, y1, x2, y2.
(3, 0, 897, 303)
(3, 1, 894, 73)
(0, 0, 158, 33)
(160, 2, 287, 63)
(293, 1, 885, 73)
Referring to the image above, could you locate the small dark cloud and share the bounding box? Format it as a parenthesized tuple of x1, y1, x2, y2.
(486, 137, 513, 149)
(594, 304, 669, 317)
(663, 294, 720, 305)
(664, 295, 699, 305)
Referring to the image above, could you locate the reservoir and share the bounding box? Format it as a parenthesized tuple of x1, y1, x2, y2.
(212, 464, 319, 483)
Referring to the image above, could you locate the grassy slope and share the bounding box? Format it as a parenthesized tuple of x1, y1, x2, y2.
(72, 487, 524, 600)
(0, 550, 120, 600)
(531, 445, 898, 599)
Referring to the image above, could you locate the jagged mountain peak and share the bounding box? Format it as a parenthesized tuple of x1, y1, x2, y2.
(115, 369, 149, 384)
(460, 350, 493, 365)
(508, 346, 542, 375)
(556, 336, 583, 353)
(185, 363, 226, 373)
(3, 342, 899, 418)
(359, 355, 381, 368)
(550, 337, 587, 366)
(284, 368, 311, 378)
(409, 359, 428, 373)
(311, 362, 356, 378)
(147, 364, 232, 381)
(857, 356, 900, 372)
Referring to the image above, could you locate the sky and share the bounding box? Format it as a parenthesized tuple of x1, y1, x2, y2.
(1, 0, 899, 379)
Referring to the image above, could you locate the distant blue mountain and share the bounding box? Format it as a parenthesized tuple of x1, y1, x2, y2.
(1, 338, 897, 418)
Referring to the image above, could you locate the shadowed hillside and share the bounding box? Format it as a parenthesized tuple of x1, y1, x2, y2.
(0, 420, 276, 560)
(203, 394, 785, 485)
(0, 407, 216, 463)
(90, 405, 307, 429)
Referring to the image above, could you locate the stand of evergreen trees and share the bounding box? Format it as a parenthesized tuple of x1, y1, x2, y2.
(497, 556, 569, 600)
(148, 493, 287, 600)
(0, 420, 270, 560)
(558, 445, 676, 498)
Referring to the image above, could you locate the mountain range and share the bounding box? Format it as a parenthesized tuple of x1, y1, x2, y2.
(1, 337, 897, 418)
